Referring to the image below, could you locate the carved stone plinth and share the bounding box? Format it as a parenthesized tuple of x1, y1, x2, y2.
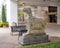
(19, 34, 48, 45)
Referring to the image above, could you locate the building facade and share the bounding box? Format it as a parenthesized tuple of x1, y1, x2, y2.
(2, 0, 60, 26)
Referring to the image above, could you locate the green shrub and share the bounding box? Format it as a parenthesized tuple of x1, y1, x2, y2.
(18, 41, 60, 48)
(2, 22, 9, 27)
(0, 22, 9, 27)
(0, 22, 3, 27)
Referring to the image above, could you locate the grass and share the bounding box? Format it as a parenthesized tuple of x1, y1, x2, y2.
(18, 41, 60, 48)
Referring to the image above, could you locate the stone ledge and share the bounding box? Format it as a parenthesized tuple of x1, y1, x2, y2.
(24, 33, 46, 36)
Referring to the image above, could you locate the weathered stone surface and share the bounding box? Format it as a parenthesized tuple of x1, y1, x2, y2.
(19, 34, 48, 45)
(26, 16, 46, 34)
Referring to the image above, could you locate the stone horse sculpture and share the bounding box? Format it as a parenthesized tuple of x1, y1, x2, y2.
(19, 8, 48, 45)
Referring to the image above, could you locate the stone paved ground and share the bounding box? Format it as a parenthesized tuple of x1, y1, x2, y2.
(49, 36, 60, 42)
(45, 23, 60, 42)
(0, 28, 19, 48)
(45, 23, 60, 37)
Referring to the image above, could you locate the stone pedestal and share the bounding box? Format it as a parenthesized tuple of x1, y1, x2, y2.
(19, 34, 48, 45)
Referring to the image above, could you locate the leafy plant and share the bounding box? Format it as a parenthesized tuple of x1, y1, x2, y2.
(0, 22, 9, 27)
(18, 11, 25, 15)
(0, 22, 3, 27)
(2, 5, 6, 22)
(2, 22, 9, 27)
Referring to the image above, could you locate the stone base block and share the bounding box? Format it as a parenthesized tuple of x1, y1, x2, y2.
(19, 34, 48, 45)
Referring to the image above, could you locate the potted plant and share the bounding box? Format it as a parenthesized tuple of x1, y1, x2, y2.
(1, 5, 9, 27)
(2, 22, 9, 28)
(2, 5, 9, 27)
